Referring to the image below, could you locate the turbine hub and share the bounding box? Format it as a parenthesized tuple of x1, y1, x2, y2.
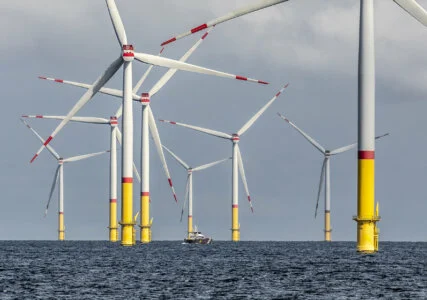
(110, 116, 118, 126)
(122, 45, 134, 62)
(188, 169, 193, 174)
(232, 134, 240, 142)
(141, 93, 150, 105)
(58, 159, 64, 164)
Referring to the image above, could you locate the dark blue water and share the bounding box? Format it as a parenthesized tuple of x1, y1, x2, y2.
(0, 241, 425, 299)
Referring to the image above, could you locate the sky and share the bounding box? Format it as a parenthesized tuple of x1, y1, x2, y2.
(1, 0, 426, 242)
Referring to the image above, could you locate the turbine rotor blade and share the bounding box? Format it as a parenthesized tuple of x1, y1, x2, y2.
(149, 28, 214, 97)
(133, 47, 164, 94)
(329, 133, 389, 155)
(20, 119, 60, 160)
(63, 150, 109, 163)
(30, 57, 123, 163)
(162, 145, 190, 170)
(278, 113, 326, 154)
(330, 143, 357, 156)
(45, 165, 61, 217)
(148, 106, 178, 203)
(38, 76, 125, 100)
(393, 0, 427, 26)
(192, 157, 231, 172)
(315, 158, 327, 219)
(105, 0, 128, 46)
(238, 83, 289, 136)
(161, 0, 289, 46)
(134, 52, 268, 85)
(159, 119, 232, 140)
(22, 115, 109, 124)
(236, 145, 253, 213)
(181, 174, 190, 222)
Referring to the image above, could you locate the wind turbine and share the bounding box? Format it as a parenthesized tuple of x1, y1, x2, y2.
(38, 28, 218, 243)
(278, 113, 389, 241)
(21, 119, 108, 240)
(161, 0, 427, 252)
(31, 0, 269, 246)
(21, 106, 141, 242)
(162, 145, 230, 239)
(160, 84, 289, 241)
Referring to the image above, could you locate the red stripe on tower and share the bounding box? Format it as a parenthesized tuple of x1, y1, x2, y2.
(232, 204, 238, 208)
(191, 24, 208, 33)
(122, 177, 133, 183)
(358, 151, 375, 159)
(110, 199, 117, 203)
(141, 192, 150, 197)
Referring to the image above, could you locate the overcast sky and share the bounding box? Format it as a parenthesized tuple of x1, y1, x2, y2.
(1, 0, 426, 242)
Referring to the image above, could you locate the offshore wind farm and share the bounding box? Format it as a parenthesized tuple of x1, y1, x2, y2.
(1, 0, 427, 298)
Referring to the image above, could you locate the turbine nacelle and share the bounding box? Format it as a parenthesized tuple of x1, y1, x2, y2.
(122, 45, 134, 61)
(232, 134, 240, 142)
(58, 158, 64, 164)
(187, 168, 193, 174)
(110, 116, 118, 126)
(140, 93, 150, 105)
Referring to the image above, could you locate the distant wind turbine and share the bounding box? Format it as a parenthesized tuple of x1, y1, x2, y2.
(21, 119, 108, 240)
(278, 113, 389, 241)
(160, 84, 289, 241)
(162, 145, 230, 239)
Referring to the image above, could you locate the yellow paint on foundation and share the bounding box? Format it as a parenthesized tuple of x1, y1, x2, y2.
(121, 182, 134, 246)
(325, 211, 331, 242)
(355, 158, 379, 253)
(109, 201, 118, 242)
(232, 206, 240, 242)
(58, 213, 65, 241)
(141, 195, 151, 243)
(188, 216, 193, 239)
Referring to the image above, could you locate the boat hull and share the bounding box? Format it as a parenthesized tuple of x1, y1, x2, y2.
(184, 237, 212, 245)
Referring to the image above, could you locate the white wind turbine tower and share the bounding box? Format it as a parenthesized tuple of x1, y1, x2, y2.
(32, 1, 268, 246)
(278, 113, 389, 241)
(162, 145, 230, 239)
(160, 84, 289, 241)
(38, 28, 218, 243)
(21, 105, 141, 242)
(160, 0, 427, 253)
(21, 119, 108, 241)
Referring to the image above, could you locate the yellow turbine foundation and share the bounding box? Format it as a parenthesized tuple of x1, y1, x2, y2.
(354, 157, 380, 253)
(188, 216, 193, 239)
(109, 200, 118, 242)
(120, 180, 134, 246)
(232, 205, 240, 242)
(324, 210, 331, 242)
(58, 212, 65, 241)
(140, 193, 151, 243)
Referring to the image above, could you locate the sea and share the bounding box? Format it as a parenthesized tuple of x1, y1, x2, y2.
(0, 241, 425, 299)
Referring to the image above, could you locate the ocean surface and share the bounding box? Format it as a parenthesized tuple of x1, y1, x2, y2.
(0, 241, 425, 299)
